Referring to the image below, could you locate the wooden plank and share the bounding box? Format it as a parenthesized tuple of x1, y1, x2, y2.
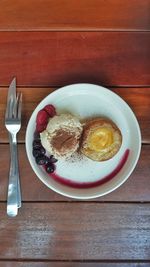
(0, 0, 149, 31)
(113, 88, 150, 144)
(0, 32, 150, 87)
(0, 87, 149, 143)
(0, 144, 149, 202)
(0, 203, 149, 260)
(0, 263, 149, 267)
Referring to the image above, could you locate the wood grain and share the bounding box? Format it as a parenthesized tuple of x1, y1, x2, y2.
(0, 263, 149, 267)
(0, 203, 149, 260)
(0, 32, 150, 87)
(0, 144, 149, 202)
(0, 87, 149, 143)
(114, 88, 150, 144)
(0, 1, 149, 264)
(0, 0, 149, 31)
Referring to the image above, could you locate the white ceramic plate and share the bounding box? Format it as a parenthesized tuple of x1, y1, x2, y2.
(25, 83, 141, 199)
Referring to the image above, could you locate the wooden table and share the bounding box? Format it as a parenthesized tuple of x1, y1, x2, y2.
(0, 1, 150, 266)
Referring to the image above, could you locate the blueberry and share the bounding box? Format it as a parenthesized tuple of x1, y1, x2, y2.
(33, 149, 41, 158)
(33, 140, 41, 149)
(49, 155, 58, 163)
(34, 131, 40, 140)
(36, 156, 47, 165)
(44, 156, 50, 165)
(46, 163, 55, 173)
(39, 147, 46, 155)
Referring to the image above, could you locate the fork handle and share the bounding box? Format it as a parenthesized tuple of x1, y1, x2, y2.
(7, 133, 21, 217)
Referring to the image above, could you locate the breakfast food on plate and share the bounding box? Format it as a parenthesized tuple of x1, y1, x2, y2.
(40, 113, 83, 159)
(80, 118, 122, 161)
(32, 131, 58, 173)
(33, 103, 123, 178)
(32, 105, 58, 174)
(36, 104, 56, 133)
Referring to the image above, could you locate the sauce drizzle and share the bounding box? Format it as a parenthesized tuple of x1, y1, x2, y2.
(50, 149, 130, 189)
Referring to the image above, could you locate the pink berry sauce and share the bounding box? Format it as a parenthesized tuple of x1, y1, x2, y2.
(48, 149, 130, 189)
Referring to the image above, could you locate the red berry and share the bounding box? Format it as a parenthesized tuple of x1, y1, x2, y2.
(36, 123, 47, 133)
(44, 104, 56, 117)
(36, 110, 49, 125)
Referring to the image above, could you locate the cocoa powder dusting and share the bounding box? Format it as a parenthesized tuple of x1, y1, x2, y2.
(51, 129, 77, 153)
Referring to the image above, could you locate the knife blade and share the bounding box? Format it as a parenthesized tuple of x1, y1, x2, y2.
(5, 77, 16, 119)
(7, 77, 16, 101)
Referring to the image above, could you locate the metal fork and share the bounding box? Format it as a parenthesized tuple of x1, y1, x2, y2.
(5, 78, 22, 217)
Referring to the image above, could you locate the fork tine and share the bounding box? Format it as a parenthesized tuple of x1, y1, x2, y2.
(9, 98, 15, 119)
(5, 98, 13, 119)
(5, 100, 10, 119)
(17, 93, 22, 121)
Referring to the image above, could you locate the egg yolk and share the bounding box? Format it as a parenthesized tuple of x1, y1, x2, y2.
(88, 127, 114, 152)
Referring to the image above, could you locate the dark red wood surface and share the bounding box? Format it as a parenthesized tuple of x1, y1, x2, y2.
(0, 0, 149, 31)
(0, 32, 149, 87)
(0, 264, 149, 267)
(0, 203, 149, 260)
(0, 0, 149, 265)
